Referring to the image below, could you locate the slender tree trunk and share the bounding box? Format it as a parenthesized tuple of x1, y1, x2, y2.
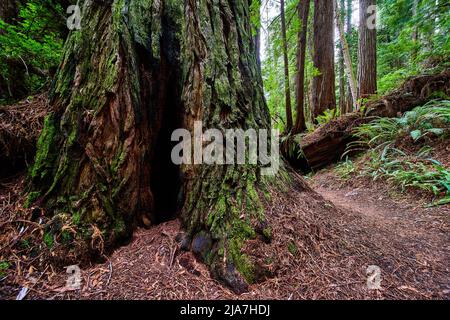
(311, 0, 336, 121)
(29, 0, 279, 294)
(335, 0, 357, 111)
(412, 0, 419, 42)
(338, 0, 346, 115)
(345, 0, 353, 113)
(280, 0, 293, 132)
(357, 0, 377, 101)
(293, 0, 310, 134)
(411, 0, 419, 59)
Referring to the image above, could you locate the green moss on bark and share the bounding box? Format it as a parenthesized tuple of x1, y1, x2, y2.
(31, 115, 58, 182)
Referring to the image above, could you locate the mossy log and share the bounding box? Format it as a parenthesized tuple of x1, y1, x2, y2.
(28, 0, 287, 293)
(292, 71, 450, 172)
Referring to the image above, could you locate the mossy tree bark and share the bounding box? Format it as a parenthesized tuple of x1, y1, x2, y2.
(29, 0, 280, 293)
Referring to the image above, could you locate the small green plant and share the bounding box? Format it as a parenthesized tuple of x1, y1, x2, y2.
(316, 108, 339, 126)
(43, 232, 54, 249)
(335, 158, 356, 180)
(0, 261, 10, 277)
(288, 241, 298, 255)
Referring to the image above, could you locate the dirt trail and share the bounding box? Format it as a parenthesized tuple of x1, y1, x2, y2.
(311, 172, 450, 299)
(1, 172, 448, 300)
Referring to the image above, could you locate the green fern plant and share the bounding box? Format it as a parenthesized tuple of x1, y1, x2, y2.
(340, 100, 450, 205)
(316, 108, 339, 126)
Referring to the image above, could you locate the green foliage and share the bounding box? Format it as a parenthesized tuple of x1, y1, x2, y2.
(262, 0, 449, 133)
(315, 108, 339, 126)
(250, 0, 262, 32)
(0, 261, 9, 277)
(340, 100, 450, 205)
(350, 100, 449, 149)
(287, 241, 298, 255)
(43, 232, 54, 249)
(377, 0, 450, 94)
(262, 0, 314, 132)
(0, 1, 65, 102)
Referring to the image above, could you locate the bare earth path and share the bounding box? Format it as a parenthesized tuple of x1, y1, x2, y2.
(310, 172, 450, 299)
(1, 171, 448, 300)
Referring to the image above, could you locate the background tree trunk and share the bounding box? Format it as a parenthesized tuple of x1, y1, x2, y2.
(280, 0, 293, 131)
(293, 0, 310, 134)
(29, 0, 277, 293)
(345, 0, 353, 113)
(311, 0, 336, 121)
(335, 0, 357, 111)
(338, 0, 346, 115)
(358, 0, 377, 100)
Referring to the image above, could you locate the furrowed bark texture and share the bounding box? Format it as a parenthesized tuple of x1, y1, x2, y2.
(311, 0, 336, 120)
(29, 0, 278, 293)
(180, 0, 275, 293)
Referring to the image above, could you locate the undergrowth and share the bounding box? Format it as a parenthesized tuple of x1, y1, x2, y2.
(336, 100, 450, 206)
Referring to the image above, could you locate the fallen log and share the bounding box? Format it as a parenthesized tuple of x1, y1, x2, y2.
(295, 71, 450, 172)
(0, 94, 49, 178)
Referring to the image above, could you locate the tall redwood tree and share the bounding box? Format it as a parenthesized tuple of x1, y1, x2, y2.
(358, 0, 377, 99)
(293, 0, 310, 134)
(311, 0, 336, 120)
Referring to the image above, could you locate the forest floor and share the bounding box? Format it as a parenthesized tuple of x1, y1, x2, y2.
(1, 163, 448, 300)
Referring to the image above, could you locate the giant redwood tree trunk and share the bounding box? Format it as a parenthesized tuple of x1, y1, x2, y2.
(29, 0, 280, 293)
(311, 0, 336, 120)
